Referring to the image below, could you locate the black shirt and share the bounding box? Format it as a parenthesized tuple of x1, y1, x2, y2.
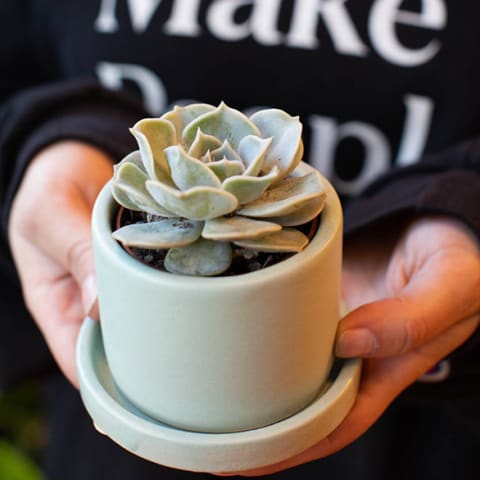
(0, 1, 479, 478)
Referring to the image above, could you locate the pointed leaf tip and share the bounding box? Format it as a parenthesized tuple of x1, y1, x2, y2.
(165, 145, 221, 190)
(182, 103, 260, 149)
(130, 118, 176, 183)
(250, 109, 303, 181)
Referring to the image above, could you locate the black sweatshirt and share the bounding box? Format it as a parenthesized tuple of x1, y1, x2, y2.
(0, 1, 479, 477)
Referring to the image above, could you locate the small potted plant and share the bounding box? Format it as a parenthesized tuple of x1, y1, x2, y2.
(91, 102, 343, 433)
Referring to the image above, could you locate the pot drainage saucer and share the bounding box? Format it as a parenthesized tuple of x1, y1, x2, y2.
(77, 317, 361, 473)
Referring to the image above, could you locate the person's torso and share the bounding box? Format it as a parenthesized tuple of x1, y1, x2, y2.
(28, 0, 480, 196)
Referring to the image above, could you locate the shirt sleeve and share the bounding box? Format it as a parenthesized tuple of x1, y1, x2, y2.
(343, 140, 480, 239)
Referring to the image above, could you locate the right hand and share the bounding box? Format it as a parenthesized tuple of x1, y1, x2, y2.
(8, 141, 113, 386)
(221, 216, 479, 477)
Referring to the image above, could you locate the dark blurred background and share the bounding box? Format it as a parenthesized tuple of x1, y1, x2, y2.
(0, 381, 46, 479)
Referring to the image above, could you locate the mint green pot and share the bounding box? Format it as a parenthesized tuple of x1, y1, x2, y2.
(92, 162, 343, 433)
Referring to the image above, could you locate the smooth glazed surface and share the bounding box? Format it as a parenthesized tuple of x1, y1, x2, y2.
(77, 317, 361, 473)
(91, 163, 344, 432)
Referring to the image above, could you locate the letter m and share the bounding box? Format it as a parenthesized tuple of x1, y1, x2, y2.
(95, 0, 163, 33)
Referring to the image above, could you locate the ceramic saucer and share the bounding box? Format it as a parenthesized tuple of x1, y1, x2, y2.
(77, 317, 361, 473)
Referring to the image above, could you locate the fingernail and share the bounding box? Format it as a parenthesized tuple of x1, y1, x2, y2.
(86, 296, 100, 322)
(82, 274, 98, 317)
(335, 328, 378, 357)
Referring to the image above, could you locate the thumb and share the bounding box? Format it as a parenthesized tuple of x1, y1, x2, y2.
(335, 256, 480, 358)
(335, 296, 429, 358)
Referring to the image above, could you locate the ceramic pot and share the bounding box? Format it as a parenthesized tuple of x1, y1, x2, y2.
(91, 162, 343, 433)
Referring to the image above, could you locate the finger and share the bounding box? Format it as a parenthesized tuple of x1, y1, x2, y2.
(230, 313, 479, 477)
(37, 281, 84, 388)
(45, 189, 98, 311)
(8, 142, 113, 386)
(336, 253, 480, 358)
(14, 184, 98, 313)
(312, 313, 480, 459)
(10, 234, 84, 386)
(10, 142, 113, 312)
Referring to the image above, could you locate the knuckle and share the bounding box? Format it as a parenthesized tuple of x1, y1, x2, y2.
(65, 238, 93, 281)
(400, 314, 429, 353)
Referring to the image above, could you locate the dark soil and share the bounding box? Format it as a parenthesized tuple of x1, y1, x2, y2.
(115, 208, 318, 276)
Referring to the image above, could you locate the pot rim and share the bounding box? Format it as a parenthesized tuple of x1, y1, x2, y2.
(92, 162, 342, 289)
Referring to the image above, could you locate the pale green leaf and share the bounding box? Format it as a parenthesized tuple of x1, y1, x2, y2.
(210, 139, 242, 162)
(237, 172, 325, 218)
(112, 218, 203, 248)
(182, 102, 260, 149)
(146, 180, 238, 221)
(201, 150, 213, 163)
(202, 216, 281, 241)
(113, 150, 146, 176)
(161, 103, 216, 139)
(111, 162, 175, 216)
(165, 145, 221, 190)
(250, 109, 303, 181)
(114, 161, 148, 189)
(112, 183, 176, 216)
(187, 128, 222, 158)
(233, 228, 308, 252)
(264, 193, 326, 226)
(222, 167, 279, 204)
(165, 238, 232, 276)
(130, 118, 176, 183)
(237, 135, 272, 176)
(207, 158, 245, 182)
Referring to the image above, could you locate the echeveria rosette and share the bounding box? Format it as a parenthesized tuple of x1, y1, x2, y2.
(111, 102, 326, 276)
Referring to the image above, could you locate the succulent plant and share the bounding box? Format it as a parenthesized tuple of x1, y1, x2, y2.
(111, 102, 326, 276)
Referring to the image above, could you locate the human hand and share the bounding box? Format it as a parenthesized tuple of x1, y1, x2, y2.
(8, 141, 113, 386)
(220, 215, 480, 476)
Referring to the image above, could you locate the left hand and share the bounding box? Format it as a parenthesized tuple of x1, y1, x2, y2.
(219, 216, 480, 476)
(8, 141, 114, 386)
